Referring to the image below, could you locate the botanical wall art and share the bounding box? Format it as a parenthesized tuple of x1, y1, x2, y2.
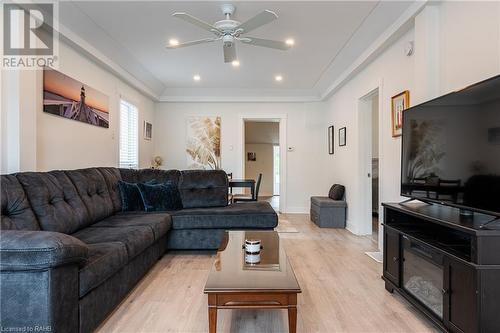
(43, 67, 109, 128)
(186, 116, 221, 169)
(328, 125, 334, 154)
(391, 90, 410, 137)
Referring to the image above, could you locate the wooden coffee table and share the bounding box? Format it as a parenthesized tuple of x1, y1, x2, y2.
(204, 231, 301, 333)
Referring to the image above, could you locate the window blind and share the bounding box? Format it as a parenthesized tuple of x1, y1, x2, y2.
(119, 100, 139, 169)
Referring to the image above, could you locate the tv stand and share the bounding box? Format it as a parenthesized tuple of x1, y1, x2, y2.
(382, 202, 500, 333)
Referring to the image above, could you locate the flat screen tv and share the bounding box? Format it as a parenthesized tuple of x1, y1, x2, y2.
(401, 75, 500, 216)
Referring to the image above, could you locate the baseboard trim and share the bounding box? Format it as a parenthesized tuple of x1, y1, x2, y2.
(284, 207, 308, 214)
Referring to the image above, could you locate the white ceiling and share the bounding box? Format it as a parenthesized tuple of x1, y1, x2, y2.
(59, 1, 415, 101)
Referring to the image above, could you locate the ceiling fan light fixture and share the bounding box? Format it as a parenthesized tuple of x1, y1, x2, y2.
(169, 5, 289, 62)
(231, 60, 240, 67)
(193, 74, 201, 81)
(169, 39, 179, 46)
(285, 38, 295, 46)
(275, 75, 283, 82)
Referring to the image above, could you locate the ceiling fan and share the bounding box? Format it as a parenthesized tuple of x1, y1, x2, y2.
(166, 4, 292, 63)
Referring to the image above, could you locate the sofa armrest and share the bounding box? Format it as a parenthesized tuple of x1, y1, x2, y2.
(0, 230, 88, 271)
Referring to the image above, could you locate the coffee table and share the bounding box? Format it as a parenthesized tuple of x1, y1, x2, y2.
(204, 231, 301, 333)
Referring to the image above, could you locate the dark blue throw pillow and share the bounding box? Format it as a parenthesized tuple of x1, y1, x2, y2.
(118, 181, 145, 211)
(137, 181, 182, 212)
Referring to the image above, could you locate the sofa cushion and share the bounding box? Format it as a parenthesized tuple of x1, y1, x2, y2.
(71, 226, 155, 259)
(97, 168, 122, 213)
(118, 181, 145, 212)
(328, 184, 345, 200)
(1, 175, 39, 231)
(137, 182, 182, 212)
(119, 168, 181, 186)
(16, 171, 91, 234)
(178, 170, 228, 208)
(169, 201, 277, 229)
(79, 242, 128, 297)
(91, 212, 171, 240)
(65, 169, 114, 224)
(311, 196, 347, 208)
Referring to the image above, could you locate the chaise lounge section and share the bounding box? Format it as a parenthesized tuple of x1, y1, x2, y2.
(0, 167, 277, 333)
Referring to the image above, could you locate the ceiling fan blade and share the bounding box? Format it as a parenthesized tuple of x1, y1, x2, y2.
(172, 12, 222, 35)
(240, 37, 290, 50)
(166, 38, 217, 49)
(236, 10, 278, 34)
(223, 43, 237, 63)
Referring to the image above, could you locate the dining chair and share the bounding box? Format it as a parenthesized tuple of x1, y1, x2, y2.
(233, 173, 262, 203)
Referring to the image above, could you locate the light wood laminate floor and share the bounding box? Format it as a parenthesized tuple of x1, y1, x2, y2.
(97, 214, 438, 333)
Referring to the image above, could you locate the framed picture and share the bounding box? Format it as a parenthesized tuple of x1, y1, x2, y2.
(339, 127, 346, 146)
(186, 116, 221, 170)
(328, 125, 334, 154)
(43, 67, 109, 128)
(391, 90, 410, 137)
(144, 121, 152, 140)
(247, 152, 256, 161)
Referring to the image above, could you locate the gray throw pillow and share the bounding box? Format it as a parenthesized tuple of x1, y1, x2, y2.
(328, 184, 345, 200)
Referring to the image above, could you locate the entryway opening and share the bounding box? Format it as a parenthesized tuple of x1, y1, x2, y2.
(244, 121, 280, 211)
(370, 94, 380, 244)
(358, 86, 381, 254)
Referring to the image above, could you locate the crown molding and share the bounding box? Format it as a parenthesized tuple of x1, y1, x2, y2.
(158, 88, 321, 103)
(319, 1, 427, 100)
(58, 26, 161, 101)
(49, 1, 427, 104)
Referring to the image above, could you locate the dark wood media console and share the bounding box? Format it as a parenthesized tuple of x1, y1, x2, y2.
(382, 202, 500, 333)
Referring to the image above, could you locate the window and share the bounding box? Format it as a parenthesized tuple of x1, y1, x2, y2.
(119, 100, 138, 169)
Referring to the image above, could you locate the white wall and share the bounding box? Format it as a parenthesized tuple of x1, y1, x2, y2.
(154, 102, 325, 212)
(245, 143, 274, 197)
(1, 40, 156, 173)
(321, 1, 500, 238)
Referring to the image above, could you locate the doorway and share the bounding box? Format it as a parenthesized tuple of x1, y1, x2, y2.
(244, 121, 280, 211)
(358, 87, 381, 250)
(370, 94, 380, 244)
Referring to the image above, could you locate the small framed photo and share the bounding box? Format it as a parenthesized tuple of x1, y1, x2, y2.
(339, 127, 346, 146)
(144, 121, 152, 140)
(328, 125, 334, 154)
(247, 152, 256, 161)
(391, 90, 410, 137)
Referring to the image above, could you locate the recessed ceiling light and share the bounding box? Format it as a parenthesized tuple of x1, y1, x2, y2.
(169, 39, 179, 46)
(231, 60, 240, 67)
(285, 38, 295, 46)
(193, 74, 201, 81)
(275, 75, 283, 82)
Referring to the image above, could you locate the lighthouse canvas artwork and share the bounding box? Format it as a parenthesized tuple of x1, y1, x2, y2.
(43, 68, 110, 128)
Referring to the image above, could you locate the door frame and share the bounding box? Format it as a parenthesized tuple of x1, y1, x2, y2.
(357, 79, 383, 250)
(238, 114, 287, 213)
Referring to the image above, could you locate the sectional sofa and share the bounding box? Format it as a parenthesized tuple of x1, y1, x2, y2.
(0, 167, 277, 333)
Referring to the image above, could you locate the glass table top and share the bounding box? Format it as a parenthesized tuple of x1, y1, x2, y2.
(204, 231, 301, 293)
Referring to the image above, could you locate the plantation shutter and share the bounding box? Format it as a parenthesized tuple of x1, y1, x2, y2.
(119, 100, 139, 169)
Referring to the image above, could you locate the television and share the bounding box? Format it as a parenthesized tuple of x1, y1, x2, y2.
(401, 75, 500, 216)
